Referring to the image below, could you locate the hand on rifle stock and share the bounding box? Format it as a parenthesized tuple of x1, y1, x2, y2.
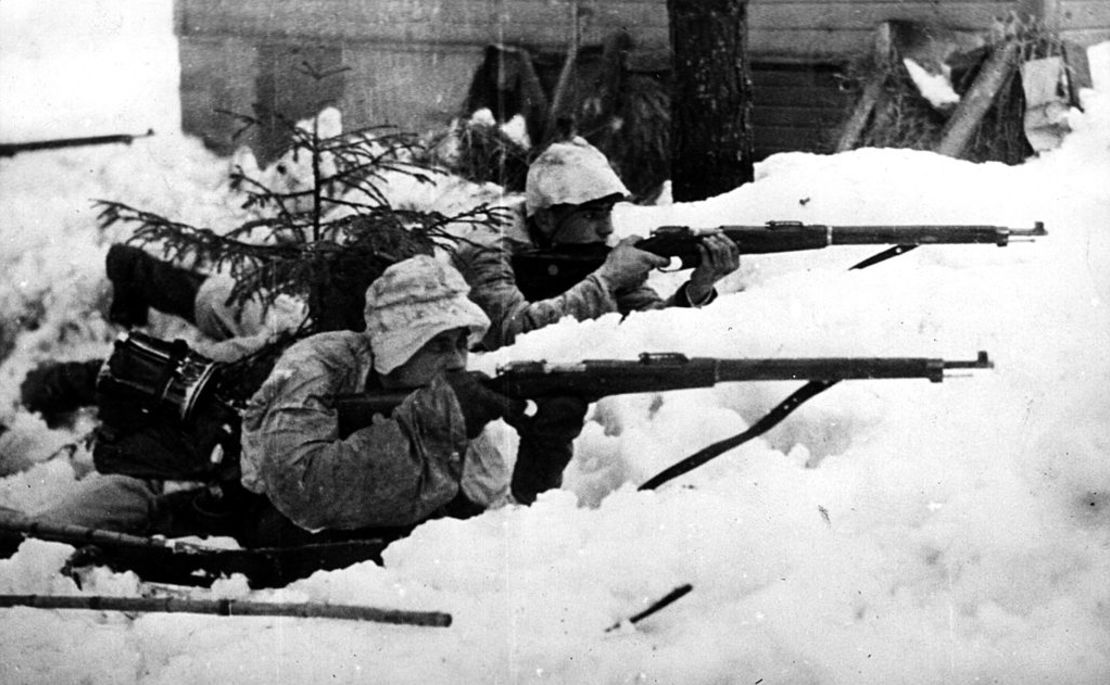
(687, 231, 741, 302)
(444, 372, 589, 441)
(444, 371, 528, 439)
(596, 238, 669, 291)
(515, 395, 590, 442)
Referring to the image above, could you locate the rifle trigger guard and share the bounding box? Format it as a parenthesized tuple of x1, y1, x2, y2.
(657, 257, 684, 273)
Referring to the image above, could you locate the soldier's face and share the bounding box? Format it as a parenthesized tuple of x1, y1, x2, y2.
(381, 327, 469, 389)
(541, 201, 615, 245)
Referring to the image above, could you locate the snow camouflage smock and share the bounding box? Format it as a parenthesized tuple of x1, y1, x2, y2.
(240, 331, 508, 532)
(454, 227, 707, 351)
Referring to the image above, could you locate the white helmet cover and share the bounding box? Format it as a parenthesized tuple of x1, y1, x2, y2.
(363, 255, 490, 374)
(525, 137, 629, 216)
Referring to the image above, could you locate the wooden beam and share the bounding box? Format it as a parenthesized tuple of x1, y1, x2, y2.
(835, 22, 893, 153)
(935, 40, 1021, 159)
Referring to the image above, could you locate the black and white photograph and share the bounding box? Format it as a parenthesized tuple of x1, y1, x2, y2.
(1, 0, 1108, 682)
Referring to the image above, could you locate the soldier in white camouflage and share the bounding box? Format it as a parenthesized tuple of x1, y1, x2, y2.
(452, 138, 740, 501)
(453, 137, 740, 351)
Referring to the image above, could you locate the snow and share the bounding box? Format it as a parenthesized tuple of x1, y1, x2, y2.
(2, 2, 1110, 683)
(902, 57, 960, 109)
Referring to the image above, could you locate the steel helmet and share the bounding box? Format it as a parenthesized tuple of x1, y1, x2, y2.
(525, 137, 629, 216)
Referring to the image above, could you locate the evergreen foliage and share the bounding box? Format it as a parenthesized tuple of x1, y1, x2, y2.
(94, 70, 510, 397)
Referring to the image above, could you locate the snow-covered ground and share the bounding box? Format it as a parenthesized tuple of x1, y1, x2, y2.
(2, 2, 1109, 683)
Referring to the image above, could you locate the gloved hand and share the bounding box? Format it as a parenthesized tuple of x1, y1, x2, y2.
(515, 395, 590, 441)
(595, 237, 670, 291)
(444, 371, 523, 439)
(511, 394, 590, 504)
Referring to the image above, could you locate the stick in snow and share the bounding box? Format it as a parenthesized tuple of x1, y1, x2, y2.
(605, 584, 693, 632)
(0, 594, 452, 627)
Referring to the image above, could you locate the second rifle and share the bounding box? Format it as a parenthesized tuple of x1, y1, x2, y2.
(513, 221, 1046, 299)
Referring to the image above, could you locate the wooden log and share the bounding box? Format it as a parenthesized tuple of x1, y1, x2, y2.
(835, 21, 893, 153)
(935, 40, 1020, 159)
(835, 77, 885, 152)
(1062, 40, 1093, 109)
(0, 594, 452, 627)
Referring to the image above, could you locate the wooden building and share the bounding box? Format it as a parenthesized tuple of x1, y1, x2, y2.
(175, 0, 1110, 162)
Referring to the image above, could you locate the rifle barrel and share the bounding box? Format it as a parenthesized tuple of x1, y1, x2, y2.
(333, 352, 994, 433)
(0, 129, 154, 157)
(827, 223, 1045, 247)
(942, 351, 994, 369)
(710, 353, 991, 384)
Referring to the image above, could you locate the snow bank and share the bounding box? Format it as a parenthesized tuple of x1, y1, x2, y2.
(1, 2, 1108, 681)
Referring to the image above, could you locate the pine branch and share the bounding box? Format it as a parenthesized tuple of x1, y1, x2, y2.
(228, 170, 302, 226)
(103, 68, 509, 339)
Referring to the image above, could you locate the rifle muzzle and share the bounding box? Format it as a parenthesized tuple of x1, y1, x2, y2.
(1003, 222, 1047, 242)
(942, 351, 993, 370)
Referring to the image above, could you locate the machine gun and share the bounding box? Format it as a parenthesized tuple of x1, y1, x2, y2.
(512, 221, 1047, 299)
(0, 129, 154, 157)
(334, 351, 993, 436)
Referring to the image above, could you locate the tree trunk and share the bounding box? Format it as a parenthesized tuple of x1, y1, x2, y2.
(667, 0, 754, 202)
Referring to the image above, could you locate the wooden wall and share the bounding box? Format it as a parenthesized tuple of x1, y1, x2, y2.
(176, 0, 1098, 57)
(174, 0, 1108, 161)
(1044, 0, 1110, 45)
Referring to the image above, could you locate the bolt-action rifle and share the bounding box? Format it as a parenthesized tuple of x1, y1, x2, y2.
(0, 129, 154, 157)
(0, 509, 388, 589)
(334, 351, 993, 436)
(513, 221, 1046, 299)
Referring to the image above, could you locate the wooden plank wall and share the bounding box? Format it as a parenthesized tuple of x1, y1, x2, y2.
(746, 0, 1035, 59)
(1045, 0, 1110, 45)
(175, 1, 669, 49)
(175, 0, 1106, 161)
(175, 1, 1063, 57)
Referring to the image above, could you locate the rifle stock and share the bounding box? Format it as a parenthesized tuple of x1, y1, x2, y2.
(0, 509, 390, 589)
(335, 351, 992, 436)
(512, 221, 1046, 299)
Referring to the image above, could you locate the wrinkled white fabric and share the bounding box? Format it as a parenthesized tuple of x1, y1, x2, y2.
(363, 255, 489, 374)
(525, 137, 629, 216)
(192, 272, 307, 363)
(239, 331, 509, 531)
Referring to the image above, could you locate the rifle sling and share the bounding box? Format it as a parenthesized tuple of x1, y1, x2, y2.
(638, 380, 838, 490)
(850, 244, 917, 270)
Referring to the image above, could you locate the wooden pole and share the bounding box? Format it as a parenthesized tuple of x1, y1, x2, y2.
(836, 78, 885, 152)
(0, 594, 452, 627)
(836, 22, 893, 152)
(544, 2, 583, 144)
(935, 41, 1021, 158)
